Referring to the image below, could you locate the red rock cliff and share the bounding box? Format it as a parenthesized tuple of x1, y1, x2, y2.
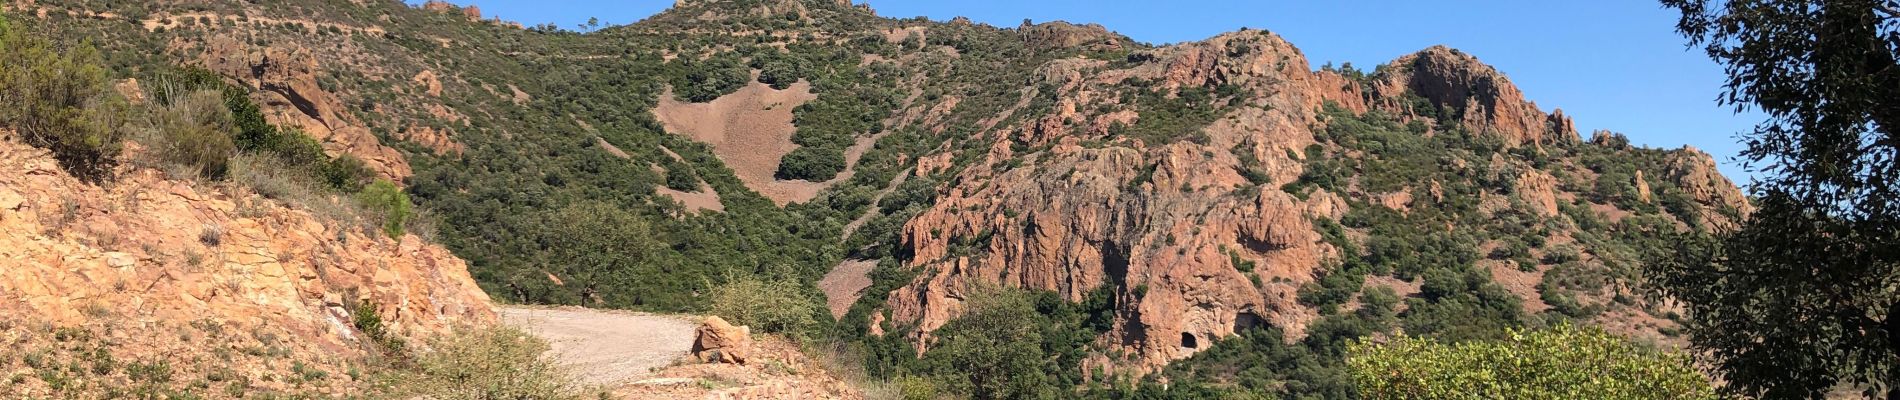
(874, 32, 1732, 374)
(0, 131, 493, 353)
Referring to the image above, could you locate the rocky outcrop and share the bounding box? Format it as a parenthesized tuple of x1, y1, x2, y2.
(623, 333, 859, 399)
(113, 78, 146, 104)
(1020, 21, 1126, 52)
(401, 124, 464, 155)
(1635, 169, 1654, 204)
(421, 0, 453, 12)
(1371, 45, 1578, 148)
(871, 27, 1746, 374)
(882, 31, 1348, 373)
(693, 316, 752, 364)
(1665, 146, 1753, 227)
(200, 36, 411, 182)
(0, 132, 493, 356)
(1515, 169, 1561, 217)
(412, 70, 443, 97)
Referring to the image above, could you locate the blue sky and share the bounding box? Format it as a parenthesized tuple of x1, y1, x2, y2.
(415, 0, 1760, 182)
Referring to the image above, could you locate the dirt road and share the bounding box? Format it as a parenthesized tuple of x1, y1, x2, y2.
(498, 306, 699, 388)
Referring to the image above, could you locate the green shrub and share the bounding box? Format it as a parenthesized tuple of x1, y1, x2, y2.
(318, 154, 374, 192)
(150, 90, 238, 179)
(919, 290, 1053, 399)
(672, 55, 750, 102)
(0, 16, 123, 181)
(1349, 324, 1715, 400)
(265, 126, 330, 169)
(351, 298, 406, 358)
(776, 146, 846, 181)
(707, 269, 820, 337)
(356, 180, 412, 239)
(757, 58, 807, 90)
(663, 161, 701, 191)
(385, 326, 584, 400)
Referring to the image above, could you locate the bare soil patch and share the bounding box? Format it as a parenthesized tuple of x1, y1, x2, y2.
(1483, 260, 1551, 314)
(819, 259, 877, 319)
(653, 79, 824, 205)
(657, 183, 725, 213)
(499, 306, 699, 388)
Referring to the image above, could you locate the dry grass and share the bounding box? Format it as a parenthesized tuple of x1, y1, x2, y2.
(380, 325, 595, 400)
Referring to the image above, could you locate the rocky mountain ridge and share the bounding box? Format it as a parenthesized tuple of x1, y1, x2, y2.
(875, 29, 1748, 372)
(4, 0, 1754, 390)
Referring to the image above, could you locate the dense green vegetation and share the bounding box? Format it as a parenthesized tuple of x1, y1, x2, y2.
(854, 286, 1119, 400)
(0, 14, 122, 181)
(1655, 1, 1900, 398)
(1349, 324, 1715, 399)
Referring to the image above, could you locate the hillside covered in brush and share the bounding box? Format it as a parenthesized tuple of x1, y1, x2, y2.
(6, 0, 1748, 397)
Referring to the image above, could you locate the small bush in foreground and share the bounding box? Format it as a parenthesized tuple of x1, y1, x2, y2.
(384, 325, 584, 400)
(1348, 324, 1714, 400)
(708, 268, 820, 337)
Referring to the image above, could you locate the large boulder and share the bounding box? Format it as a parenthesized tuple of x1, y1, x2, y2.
(693, 316, 752, 364)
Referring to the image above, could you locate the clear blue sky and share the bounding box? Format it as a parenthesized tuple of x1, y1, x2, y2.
(414, 0, 1761, 182)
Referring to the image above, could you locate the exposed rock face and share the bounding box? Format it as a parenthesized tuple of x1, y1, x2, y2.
(1666, 147, 1753, 227)
(883, 31, 1354, 373)
(200, 36, 411, 182)
(401, 124, 464, 155)
(875, 30, 1743, 374)
(412, 70, 442, 97)
(0, 133, 493, 354)
(1635, 169, 1654, 204)
(421, 0, 453, 12)
(1020, 21, 1125, 52)
(1371, 45, 1578, 148)
(1515, 169, 1561, 217)
(113, 78, 146, 104)
(693, 316, 752, 364)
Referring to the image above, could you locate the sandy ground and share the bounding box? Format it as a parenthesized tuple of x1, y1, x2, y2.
(499, 306, 699, 388)
(654, 79, 824, 205)
(819, 259, 877, 319)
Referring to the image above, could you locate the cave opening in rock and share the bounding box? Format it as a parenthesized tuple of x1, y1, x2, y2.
(1180, 332, 1199, 349)
(1235, 312, 1265, 331)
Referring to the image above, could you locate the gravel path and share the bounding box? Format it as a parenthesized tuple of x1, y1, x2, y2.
(499, 306, 699, 388)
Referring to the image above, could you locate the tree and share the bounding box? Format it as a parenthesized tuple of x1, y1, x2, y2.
(920, 289, 1052, 399)
(1348, 324, 1716, 400)
(0, 15, 123, 182)
(533, 202, 660, 306)
(1655, 1, 1900, 397)
(775, 146, 845, 181)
